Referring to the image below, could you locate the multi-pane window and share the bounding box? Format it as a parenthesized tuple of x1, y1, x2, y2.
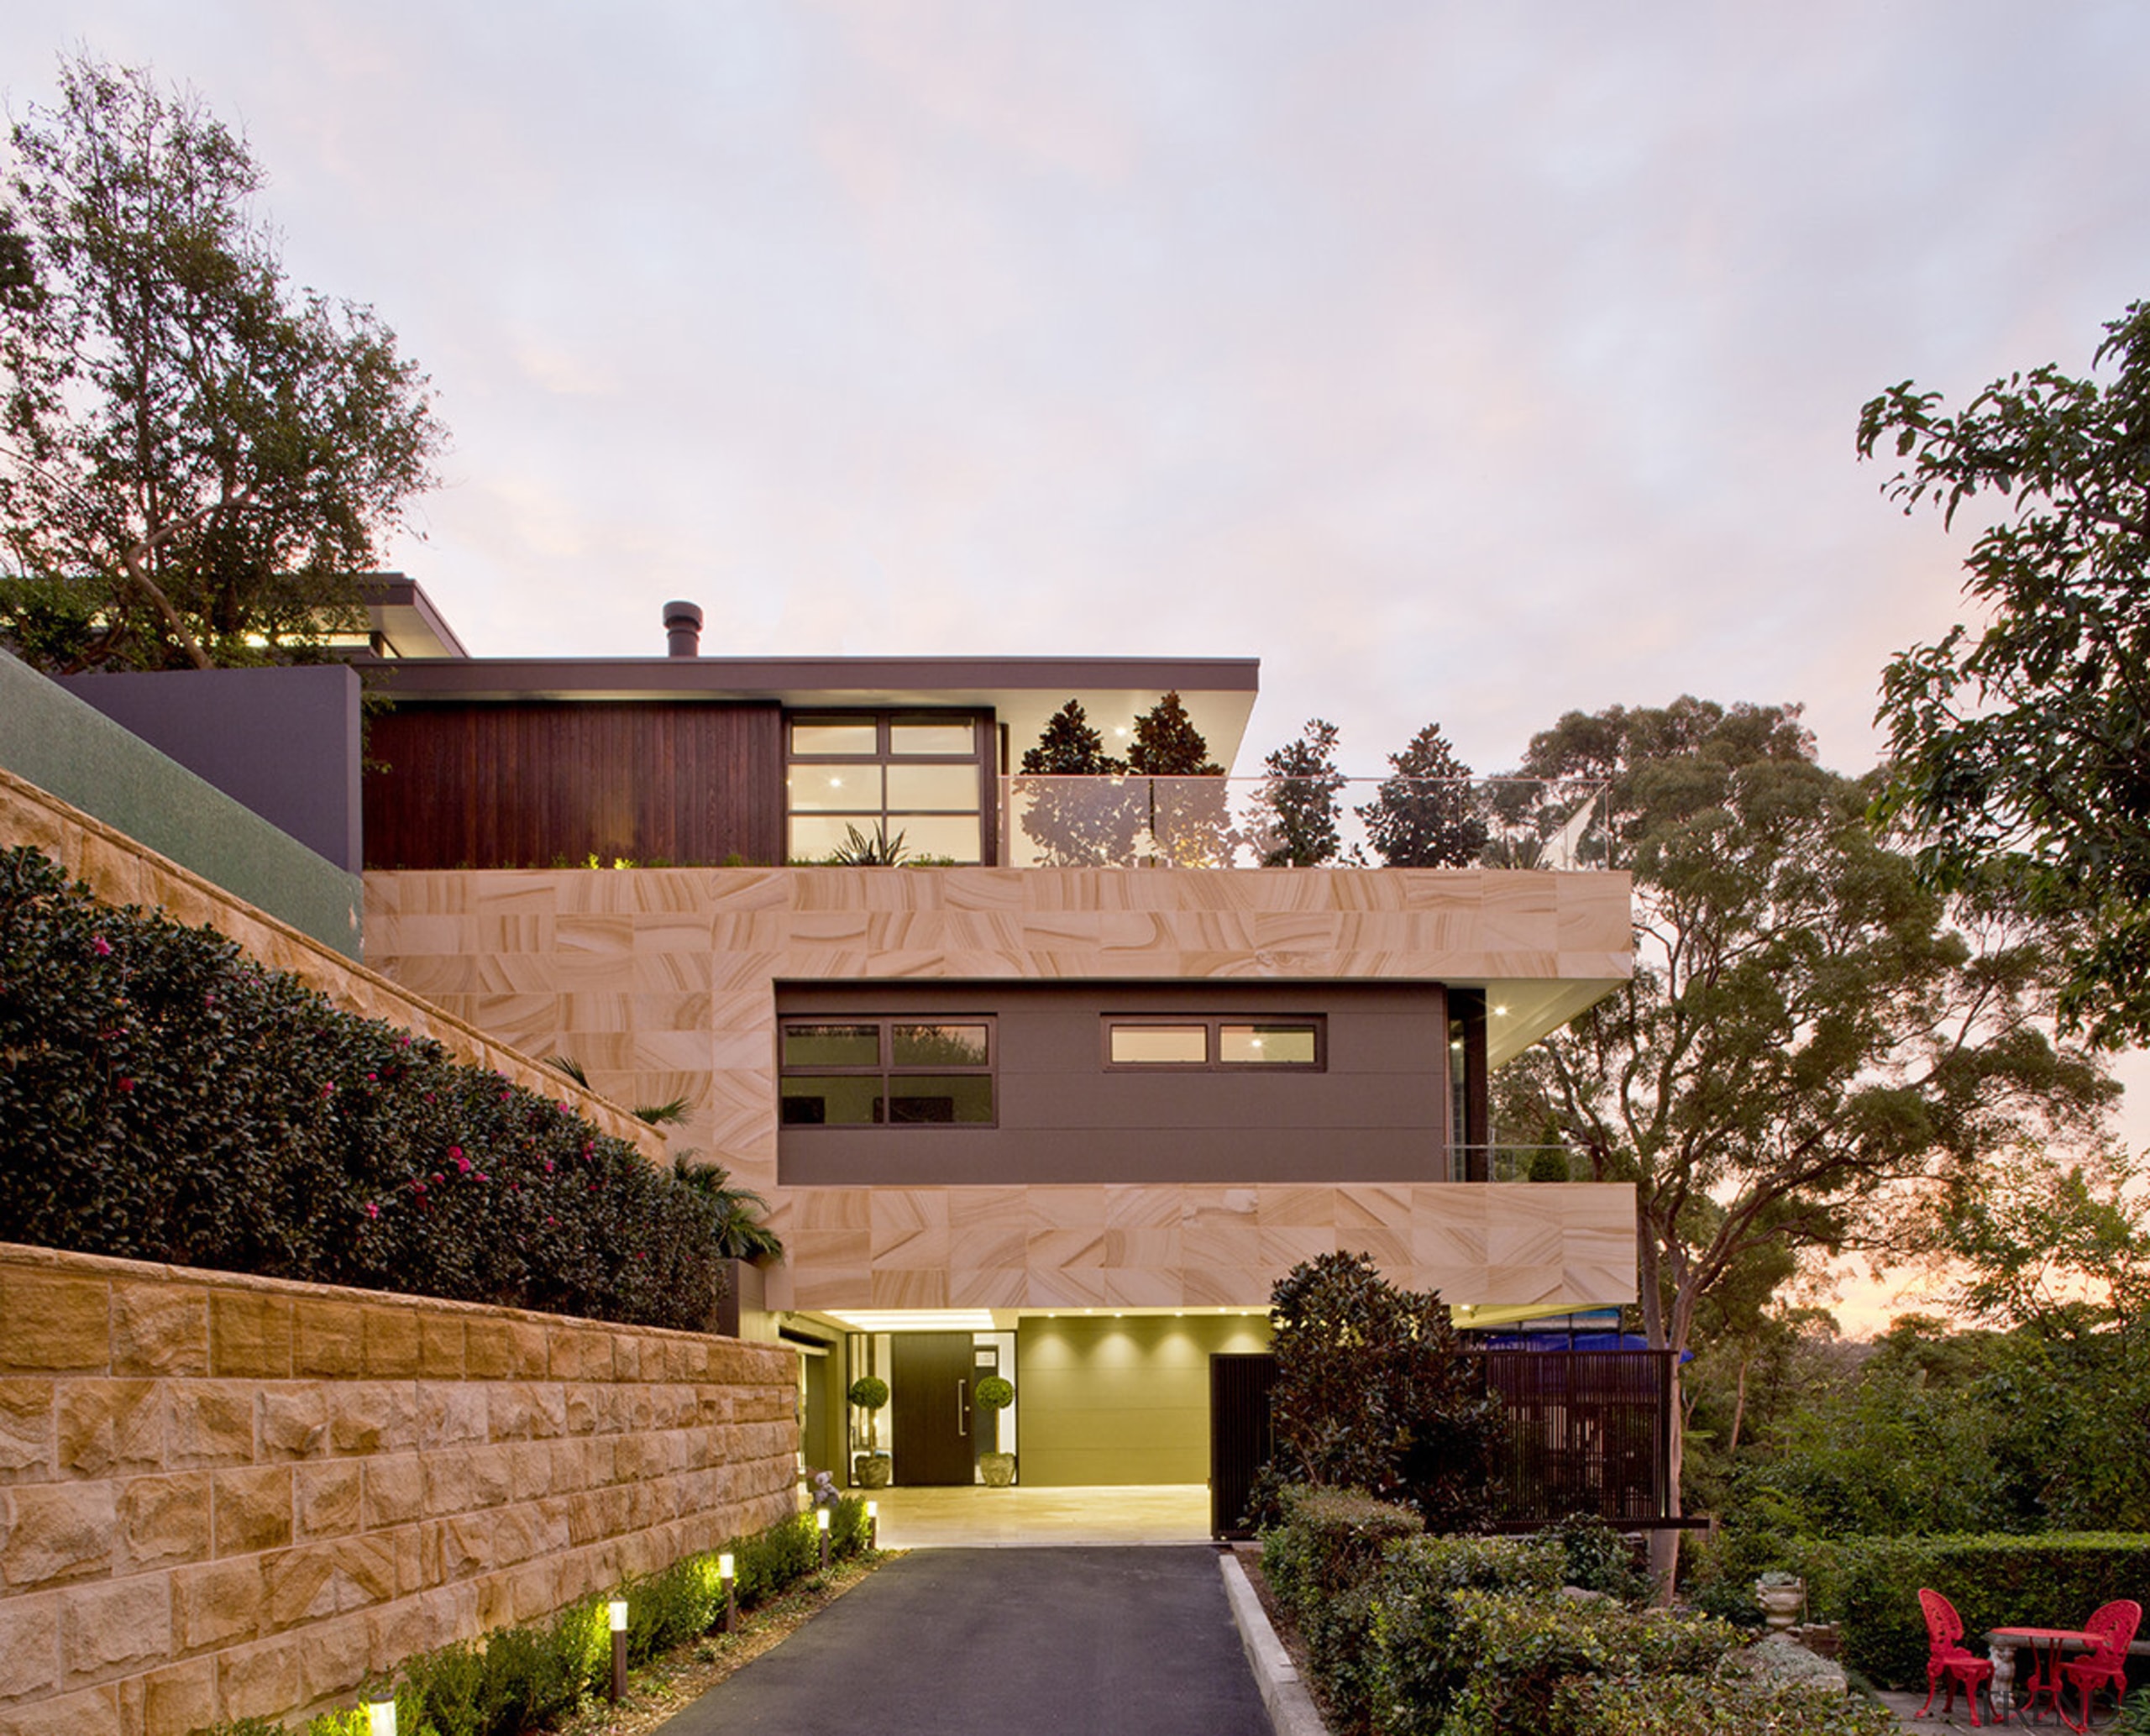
(1104, 1017, 1324, 1069)
(787, 713, 985, 863)
(779, 1018, 995, 1125)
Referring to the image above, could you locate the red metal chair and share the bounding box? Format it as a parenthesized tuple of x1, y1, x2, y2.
(1920, 1587, 1997, 1728)
(2062, 1599, 2142, 1727)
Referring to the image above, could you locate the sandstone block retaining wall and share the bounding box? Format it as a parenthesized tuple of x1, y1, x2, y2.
(0, 1242, 798, 1736)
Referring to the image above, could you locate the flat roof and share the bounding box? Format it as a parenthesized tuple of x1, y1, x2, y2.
(361, 654, 1263, 768)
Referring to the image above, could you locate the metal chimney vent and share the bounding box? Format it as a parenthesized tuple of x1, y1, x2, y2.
(663, 601, 703, 658)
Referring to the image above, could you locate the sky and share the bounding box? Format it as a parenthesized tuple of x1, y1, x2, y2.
(8, 2, 2149, 1326)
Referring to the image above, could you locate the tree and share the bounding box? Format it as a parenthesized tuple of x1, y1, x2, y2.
(1255, 717, 1346, 866)
(1015, 698, 1139, 867)
(1862, 301, 2150, 1048)
(1127, 690, 1228, 865)
(1263, 1251, 1502, 1530)
(1358, 721, 1489, 868)
(1496, 699, 2113, 1593)
(0, 55, 443, 673)
(1126, 690, 1222, 775)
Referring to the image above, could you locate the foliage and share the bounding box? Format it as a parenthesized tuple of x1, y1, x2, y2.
(973, 1374, 1014, 1409)
(1015, 697, 1143, 867)
(1828, 1531, 2150, 1688)
(1496, 698, 2114, 1586)
(1126, 689, 1221, 775)
(1264, 1251, 1505, 1530)
(1358, 721, 1490, 867)
(825, 822, 910, 866)
(1020, 697, 1125, 776)
(1559, 1672, 1899, 1736)
(0, 55, 442, 674)
(1365, 1532, 1567, 1733)
(1862, 301, 2150, 1047)
(0, 846, 725, 1330)
(187, 1503, 874, 1736)
(1544, 1515, 1652, 1604)
(847, 1376, 889, 1409)
(669, 1155, 784, 1262)
(1255, 717, 1347, 865)
(1260, 1487, 1424, 1731)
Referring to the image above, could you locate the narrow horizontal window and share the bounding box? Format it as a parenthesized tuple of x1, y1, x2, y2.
(791, 718, 878, 756)
(1109, 1025, 1209, 1065)
(1105, 1016, 1324, 1072)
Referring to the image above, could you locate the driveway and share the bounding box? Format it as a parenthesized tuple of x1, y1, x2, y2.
(655, 1546, 1271, 1736)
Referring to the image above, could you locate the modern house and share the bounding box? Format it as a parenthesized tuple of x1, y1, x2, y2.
(53, 579, 1639, 1498)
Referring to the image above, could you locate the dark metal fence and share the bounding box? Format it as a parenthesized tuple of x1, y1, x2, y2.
(1471, 1350, 1674, 1528)
(1209, 1347, 1676, 1538)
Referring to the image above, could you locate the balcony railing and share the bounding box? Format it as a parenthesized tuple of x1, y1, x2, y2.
(1476, 1146, 1597, 1183)
(996, 777, 1607, 871)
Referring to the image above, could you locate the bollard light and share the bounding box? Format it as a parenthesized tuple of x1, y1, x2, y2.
(816, 1503, 831, 1569)
(718, 1551, 737, 1634)
(365, 1695, 397, 1736)
(607, 1598, 629, 1703)
(866, 1499, 878, 1550)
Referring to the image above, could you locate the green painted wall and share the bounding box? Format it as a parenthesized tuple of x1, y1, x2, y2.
(1015, 1314, 1272, 1486)
(0, 651, 363, 956)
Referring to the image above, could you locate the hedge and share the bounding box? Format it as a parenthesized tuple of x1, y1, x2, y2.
(1261, 1487, 1424, 1731)
(1829, 1532, 2150, 1687)
(190, 1499, 874, 1736)
(0, 845, 727, 1330)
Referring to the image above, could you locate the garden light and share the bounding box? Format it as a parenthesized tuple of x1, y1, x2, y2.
(816, 1504, 830, 1569)
(719, 1552, 737, 1634)
(607, 1598, 628, 1703)
(365, 1696, 396, 1736)
(866, 1499, 878, 1550)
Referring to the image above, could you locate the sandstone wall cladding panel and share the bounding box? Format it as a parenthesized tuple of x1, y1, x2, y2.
(0, 1244, 797, 1736)
(365, 866, 1638, 1313)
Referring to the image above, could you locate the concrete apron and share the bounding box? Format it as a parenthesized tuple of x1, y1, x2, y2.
(862, 1482, 1213, 1548)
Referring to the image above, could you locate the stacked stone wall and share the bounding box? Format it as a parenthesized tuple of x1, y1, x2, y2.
(0, 1242, 798, 1736)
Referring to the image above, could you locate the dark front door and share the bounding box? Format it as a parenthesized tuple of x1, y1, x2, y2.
(890, 1332, 978, 1486)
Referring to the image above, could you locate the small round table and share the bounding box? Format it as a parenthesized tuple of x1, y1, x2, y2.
(1985, 1627, 2102, 1730)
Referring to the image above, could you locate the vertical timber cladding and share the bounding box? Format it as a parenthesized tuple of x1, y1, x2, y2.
(775, 980, 1455, 1186)
(362, 700, 784, 869)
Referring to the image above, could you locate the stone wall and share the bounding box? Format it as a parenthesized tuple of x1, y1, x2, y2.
(0, 766, 660, 1161)
(0, 1242, 798, 1736)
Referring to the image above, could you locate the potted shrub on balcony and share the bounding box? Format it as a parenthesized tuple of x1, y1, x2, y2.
(974, 1375, 1017, 1487)
(848, 1376, 892, 1487)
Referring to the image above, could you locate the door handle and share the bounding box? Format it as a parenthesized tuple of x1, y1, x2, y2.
(957, 1379, 968, 1437)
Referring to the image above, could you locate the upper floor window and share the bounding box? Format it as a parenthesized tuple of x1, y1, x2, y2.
(787, 712, 985, 864)
(779, 1017, 995, 1125)
(1104, 1016, 1324, 1070)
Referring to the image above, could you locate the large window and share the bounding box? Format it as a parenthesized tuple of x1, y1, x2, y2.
(1103, 1016, 1324, 1070)
(787, 712, 986, 863)
(780, 1017, 996, 1125)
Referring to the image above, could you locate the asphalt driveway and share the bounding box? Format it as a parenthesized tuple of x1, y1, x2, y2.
(655, 1546, 1271, 1736)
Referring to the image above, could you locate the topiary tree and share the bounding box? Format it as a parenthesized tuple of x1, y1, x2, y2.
(1264, 1251, 1505, 1531)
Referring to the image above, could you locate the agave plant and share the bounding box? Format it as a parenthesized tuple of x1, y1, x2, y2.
(826, 823, 910, 866)
(670, 1155, 784, 1261)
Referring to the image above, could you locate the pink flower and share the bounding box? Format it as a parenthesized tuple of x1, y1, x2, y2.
(474, 1172, 489, 1183)
(92, 936, 112, 957)
(116, 1078, 134, 1093)
(454, 1156, 472, 1175)
(432, 1172, 445, 1184)
(500, 1088, 512, 1101)
(543, 1161, 555, 1173)
(365, 1203, 380, 1219)
(507, 1182, 519, 1193)
(398, 1035, 412, 1048)
(366, 1073, 378, 1083)
(320, 1083, 335, 1099)
(411, 1181, 427, 1194)
(545, 1215, 557, 1226)
(448, 1146, 463, 1161)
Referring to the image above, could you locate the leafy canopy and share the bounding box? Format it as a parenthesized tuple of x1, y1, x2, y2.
(1256, 716, 1346, 866)
(1359, 720, 1488, 868)
(1863, 300, 2150, 1046)
(0, 54, 443, 672)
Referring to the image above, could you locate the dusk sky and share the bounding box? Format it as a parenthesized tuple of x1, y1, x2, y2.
(9, 3, 2149, 1322)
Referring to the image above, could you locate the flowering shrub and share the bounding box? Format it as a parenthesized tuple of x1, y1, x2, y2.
(0, 846, 725, 1331)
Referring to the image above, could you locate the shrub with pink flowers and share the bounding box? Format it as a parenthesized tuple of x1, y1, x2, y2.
(0, 846, 725, 1331)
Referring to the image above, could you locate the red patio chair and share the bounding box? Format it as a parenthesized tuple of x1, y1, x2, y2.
(2062, 1598, 2142, 1727)
(1920, 1587, 1996, 1728)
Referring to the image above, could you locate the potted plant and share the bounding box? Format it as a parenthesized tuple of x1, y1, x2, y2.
(974, 1375, 1016, 1487)
(847, 1376, 891, 1487)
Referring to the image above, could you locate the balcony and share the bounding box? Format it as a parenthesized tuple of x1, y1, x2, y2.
(995, 776, 1607, 871)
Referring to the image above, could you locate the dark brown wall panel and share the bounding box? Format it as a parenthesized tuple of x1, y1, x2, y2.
(777, 979, 1452, 1186)
(364, 701, 783, 868)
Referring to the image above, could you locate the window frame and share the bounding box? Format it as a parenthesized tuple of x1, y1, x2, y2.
(1101, 1015, 1327, 1073)
(784, 710, 990, 864)
(779, 1014, 999, 1129)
